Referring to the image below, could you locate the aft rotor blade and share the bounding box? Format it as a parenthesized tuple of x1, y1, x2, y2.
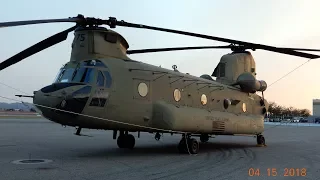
(127, 45, 232, 54)
(112, 20, 320, 59)
(0, 17, 81, 28)
(0, 25, 77, 71)
(279, 48, 320, 52)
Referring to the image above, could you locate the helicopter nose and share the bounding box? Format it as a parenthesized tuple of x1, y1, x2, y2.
(33, 85, 92, 123)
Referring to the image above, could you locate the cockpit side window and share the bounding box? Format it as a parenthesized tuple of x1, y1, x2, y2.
(53, 68, 63, 83)
(59, 68, 75, 82)
(96, 71, 105, 87)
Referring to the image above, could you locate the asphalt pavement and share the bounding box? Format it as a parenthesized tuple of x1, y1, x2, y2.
(0, 118, 319, 180)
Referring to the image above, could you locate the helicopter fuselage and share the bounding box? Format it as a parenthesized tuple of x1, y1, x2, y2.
(33, 57, 266, 136)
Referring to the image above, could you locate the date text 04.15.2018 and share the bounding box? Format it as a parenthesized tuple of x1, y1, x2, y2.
(248, 168, 307, 177)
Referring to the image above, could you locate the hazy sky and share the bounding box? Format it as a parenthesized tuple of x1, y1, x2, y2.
(0, 0, 320, 113)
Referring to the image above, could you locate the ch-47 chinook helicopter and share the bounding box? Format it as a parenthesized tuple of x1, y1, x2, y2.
(1, 14, 320, 154)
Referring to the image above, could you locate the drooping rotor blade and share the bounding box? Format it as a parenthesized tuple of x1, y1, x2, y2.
(107, 18, 320, 59)
(15, 95, 34, 98)
(0, 25, 77, 71)
(279, 48, 320, 52)
(127, 45, 232, 54)
(0, 17, 82, 28)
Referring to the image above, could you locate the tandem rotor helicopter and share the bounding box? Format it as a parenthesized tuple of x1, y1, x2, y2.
(1, 14, 320, 154)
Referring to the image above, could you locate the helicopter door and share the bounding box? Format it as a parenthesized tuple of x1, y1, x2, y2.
(87, 70, 109, 114)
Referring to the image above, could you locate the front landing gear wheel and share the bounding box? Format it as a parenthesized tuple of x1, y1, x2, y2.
(177, 136, 199, 154)
(117, 134, 136, 149)
(188, 138, 199, 154)
(257, 134, 266, 146)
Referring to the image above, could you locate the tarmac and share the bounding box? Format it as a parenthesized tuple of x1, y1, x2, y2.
(0, 118, 319, 180)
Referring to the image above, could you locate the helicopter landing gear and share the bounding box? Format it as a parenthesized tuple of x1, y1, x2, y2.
(177, 134, 199, 154)
(200, 134, 209, 143)
(117, 131, 135, 149)
(256, 134, 266, 147)
(155, 132, 161, 141)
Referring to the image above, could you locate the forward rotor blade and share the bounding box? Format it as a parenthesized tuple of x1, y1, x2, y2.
(127, 45, 231, 54)
(279, 48, 320, 52)
(0, 25, 77, 71)
(113, 20, 320, 59)
(0, 17, 81, 28)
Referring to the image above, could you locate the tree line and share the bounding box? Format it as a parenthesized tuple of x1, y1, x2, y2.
(267, 102, 311, 118)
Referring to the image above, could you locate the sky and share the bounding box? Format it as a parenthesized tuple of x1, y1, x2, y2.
(0, 0, 320, 113)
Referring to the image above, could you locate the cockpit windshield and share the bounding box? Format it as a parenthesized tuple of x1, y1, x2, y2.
(54, 60, 101, 84)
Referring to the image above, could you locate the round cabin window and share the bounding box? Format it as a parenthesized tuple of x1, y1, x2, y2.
(224, 99, 231, 109)
(138, 82, 148, 97)
(201, 94, 207, 105)
(173, 89, 181, 102)
(242, 103, 247, 112)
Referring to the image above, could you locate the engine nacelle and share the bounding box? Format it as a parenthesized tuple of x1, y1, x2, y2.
(235, 72, 267, 93)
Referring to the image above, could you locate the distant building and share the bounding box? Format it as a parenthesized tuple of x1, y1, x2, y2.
(313, 99, 320, 116)
(310, 99, 320, 123)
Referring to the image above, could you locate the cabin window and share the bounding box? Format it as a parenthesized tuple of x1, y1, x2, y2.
(173, 89, 181, 102)
(201, 94, 207, 105)
(96, 71, 105, 87)
(103, 71, 112, 88)
(138, 82, 148, 97)
(224, 99, 231, 109)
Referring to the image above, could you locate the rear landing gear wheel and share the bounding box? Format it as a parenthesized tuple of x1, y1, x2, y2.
(125, 134, 135, 149)
(117, 134, 136, 149)
(117, 135, 126, 148)
(177, 135, 199, 154)
(178, 139, 187, 153)
(257, 134, 266, 146)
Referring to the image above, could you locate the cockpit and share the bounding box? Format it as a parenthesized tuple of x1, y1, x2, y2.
(53, 60, 112, 87)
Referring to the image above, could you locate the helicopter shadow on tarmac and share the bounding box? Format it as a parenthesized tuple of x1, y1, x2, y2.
(75, 141, 259, 158)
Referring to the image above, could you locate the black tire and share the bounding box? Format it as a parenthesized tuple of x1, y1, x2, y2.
(257, 135, 265, 145)
(117, 135, 126, 148)
(260, 136, 265, 145)
(126, 134, 135, 149)
(188, 138, 199, 154)
(178, 139, 187, 153)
